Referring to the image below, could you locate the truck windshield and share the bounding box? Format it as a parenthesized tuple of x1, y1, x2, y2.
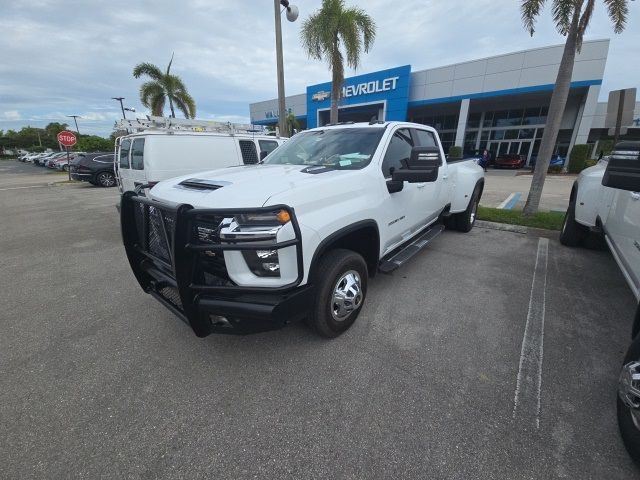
(263, 128, 385, 169)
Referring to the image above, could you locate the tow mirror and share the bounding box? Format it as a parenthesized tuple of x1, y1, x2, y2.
(602, 142, 640, 192)
(259, 150, 269, 161)
(391, 146, 441, 183)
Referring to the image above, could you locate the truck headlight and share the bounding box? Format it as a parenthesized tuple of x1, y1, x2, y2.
(219, 209, 291, 243)
(242, 249, 280, 277)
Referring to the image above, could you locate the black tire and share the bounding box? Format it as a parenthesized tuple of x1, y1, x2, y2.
(96, 171, 116, 188)
(559, 201, 587, 247)
(617, 334, 640, 465)
(62, 164, 69, 172)
(307, 249, 368, 338)
(451, 188, 480, 233)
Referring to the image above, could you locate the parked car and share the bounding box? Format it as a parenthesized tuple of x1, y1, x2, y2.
(559, 141, 640, 463)
(116, 129, 286, 194)
(494, 153, 526, 169)
(52, 153, 81, 171)
(70, 152, 117, 187)
(43, 152, 67, 167)
(529, 154, 566, 170)
(120, 121, 484, 338)
(31, 153, 49, 165)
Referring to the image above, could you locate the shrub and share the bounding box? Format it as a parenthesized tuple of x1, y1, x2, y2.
(568, 144, 591, 173)
(448, 145, 462, 159)
(584, 159, 598, 169)
(548, 165, 563, 174)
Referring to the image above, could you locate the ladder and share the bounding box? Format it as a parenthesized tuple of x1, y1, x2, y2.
(113, 115, 267, 135)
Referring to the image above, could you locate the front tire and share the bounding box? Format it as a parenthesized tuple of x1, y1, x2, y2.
(617, 334, 640, 465)
(559, 201, 587, 247)
(307, 249, 367, 338)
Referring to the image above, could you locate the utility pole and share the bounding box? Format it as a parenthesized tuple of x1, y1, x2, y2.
(67, 115, 81, 135)
(112, 97, 127, 119)
(273, 0, 298, 137)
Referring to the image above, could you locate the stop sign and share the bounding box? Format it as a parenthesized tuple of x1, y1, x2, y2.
(57, 130, 77, 147)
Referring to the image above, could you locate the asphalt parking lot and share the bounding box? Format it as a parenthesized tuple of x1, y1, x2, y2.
(1, 161, 638, 479)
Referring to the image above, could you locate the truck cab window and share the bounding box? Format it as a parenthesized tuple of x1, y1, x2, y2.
(239, 140, 258, 164)
(119, 139, 131, 169)
(413, 129, 437, 148)
(258, 140, 279, 157)
(381, 129, 413, 178)
(131, 138, 145, 170)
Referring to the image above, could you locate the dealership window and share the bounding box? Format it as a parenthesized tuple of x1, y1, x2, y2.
(119, 139, 131, 169)
(381, 129, 413, 178)
(464, 131, 478, 155)
(131, 138, 145, 170)
(467, 112, 481, 129)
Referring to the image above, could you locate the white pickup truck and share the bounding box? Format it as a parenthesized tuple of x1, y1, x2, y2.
(121, 121, 484, 339)
(559, 141, 640, 463)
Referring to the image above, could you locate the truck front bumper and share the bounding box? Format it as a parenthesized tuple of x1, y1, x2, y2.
(121, 192, 308, 336)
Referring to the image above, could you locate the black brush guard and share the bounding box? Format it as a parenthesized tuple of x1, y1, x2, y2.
(120, 191, 312, 336)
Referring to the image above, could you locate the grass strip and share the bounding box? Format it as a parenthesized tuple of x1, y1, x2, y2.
(477, 206, 565, 231)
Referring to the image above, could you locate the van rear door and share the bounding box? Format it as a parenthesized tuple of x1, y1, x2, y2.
(128, 137, 147, 191)
(118, 138, 132, 192)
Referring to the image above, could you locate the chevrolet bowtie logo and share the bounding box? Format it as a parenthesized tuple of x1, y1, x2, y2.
(312, 91, 330, 102)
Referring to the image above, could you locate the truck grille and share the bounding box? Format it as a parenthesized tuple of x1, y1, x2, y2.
(134, 203, 176, 267)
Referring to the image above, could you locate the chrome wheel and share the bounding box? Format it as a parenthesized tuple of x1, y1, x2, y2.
(331, 270, 363, 321)
(97, 172, 116, 187)
(619, 360, 640, 430)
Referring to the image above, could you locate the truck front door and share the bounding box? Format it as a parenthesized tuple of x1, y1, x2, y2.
(411, 128, 448, 226)
(379, 127, 426, 254)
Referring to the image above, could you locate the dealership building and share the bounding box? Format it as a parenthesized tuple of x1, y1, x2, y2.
(250, 39, 640, 165)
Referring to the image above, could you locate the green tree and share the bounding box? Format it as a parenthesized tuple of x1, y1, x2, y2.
(284, 111, 300, 137)
(76, 135, 113, 152)
(521, 0, 628, 214)
(301, 0, 376, 124)
(133, 54, 196, 119)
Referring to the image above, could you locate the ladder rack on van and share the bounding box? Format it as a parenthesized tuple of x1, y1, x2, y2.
(114, 116, 267, 136)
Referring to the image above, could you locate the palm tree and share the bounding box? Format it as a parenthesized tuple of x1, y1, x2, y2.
(301, 0, 376, 124)
(133, 54, 196, 119)
(521, 0, 628, 215)
(284, 111, 300, 137)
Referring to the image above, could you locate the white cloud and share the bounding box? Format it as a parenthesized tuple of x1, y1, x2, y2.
(3, 111, 21, 120)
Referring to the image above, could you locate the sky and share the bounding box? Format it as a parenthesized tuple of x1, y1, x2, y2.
(1, 0, 638, 137)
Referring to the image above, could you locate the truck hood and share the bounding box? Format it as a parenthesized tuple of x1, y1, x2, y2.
(148, 164, 359, 209)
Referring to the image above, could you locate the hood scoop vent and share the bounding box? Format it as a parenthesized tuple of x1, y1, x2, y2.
(177, 178, 231, 191)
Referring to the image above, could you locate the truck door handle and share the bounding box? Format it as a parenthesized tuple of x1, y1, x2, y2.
(631, 192, 640, 201)
(416, 183, 426, 188)
(442, 174, 449, 180)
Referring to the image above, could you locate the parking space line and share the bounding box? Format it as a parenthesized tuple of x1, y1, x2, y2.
(0, 185, 48, 191)
(512, 237, 549, 429)
(498, 192, 516, 209)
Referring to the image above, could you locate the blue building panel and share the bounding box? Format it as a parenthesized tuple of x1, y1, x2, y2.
(306, 65, 411, 128)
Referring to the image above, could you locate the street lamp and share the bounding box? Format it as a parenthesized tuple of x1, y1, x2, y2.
(124, 107, 136, 115)
(274, 0, 299, 137)
(112, 97, 128, 119)
(67, 115, 81, 135)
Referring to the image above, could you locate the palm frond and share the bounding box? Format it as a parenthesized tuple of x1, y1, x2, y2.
(172, 91, 196, 119)
(521, 0, 547, 35)
(603, 0, 628, 33)
(139, 81, 164, 108)
(133, 62, 164, 81)
(166, 52, 174, 75)
(551, 0, 574, 35)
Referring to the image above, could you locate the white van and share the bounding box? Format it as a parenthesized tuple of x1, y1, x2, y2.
(114, 118, 285, 193)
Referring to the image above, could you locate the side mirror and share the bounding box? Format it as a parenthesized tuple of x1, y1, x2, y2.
(391, 146, 441, 183)
(259, 150, 269, 161)
(386, 179, 404, 194)
(602, 142, 640, 192)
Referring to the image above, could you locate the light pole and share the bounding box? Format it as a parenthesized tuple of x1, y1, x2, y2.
(67, 115, 81, 135)
(112, 97, 127, 119)
(274, 0, 299, 137)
